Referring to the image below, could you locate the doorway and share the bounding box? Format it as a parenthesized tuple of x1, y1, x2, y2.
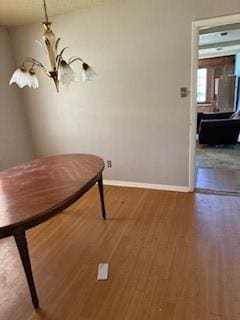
(189, 14, 240, 194)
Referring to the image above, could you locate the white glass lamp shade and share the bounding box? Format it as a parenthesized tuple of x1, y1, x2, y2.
(59, 60, 75, 87)
(29, 69, 39, 89)
(82, 63, 96, 82)
(9, 67, 39, 89)
(9, 68, 31, 88)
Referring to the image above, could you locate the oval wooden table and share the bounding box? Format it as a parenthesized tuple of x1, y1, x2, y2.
(0, 154, 106, 309)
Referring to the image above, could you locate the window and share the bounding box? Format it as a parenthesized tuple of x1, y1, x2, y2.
(197, 68, 207, 103)
(197, 56, 235, 106)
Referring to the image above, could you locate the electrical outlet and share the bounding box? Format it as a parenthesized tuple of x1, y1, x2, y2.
(107, 160, 112, 168)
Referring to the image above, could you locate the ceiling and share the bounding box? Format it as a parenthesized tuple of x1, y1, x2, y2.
(0, 0, 111, 27)
(199, 29, 240, 47)
(199, 23, 240, 59)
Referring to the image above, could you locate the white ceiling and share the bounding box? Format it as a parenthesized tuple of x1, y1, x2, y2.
(199, 44, 240, 59)
(199, 29, 240, 46)
(0, 0, 111, 27)
(199, 25, 240, 59)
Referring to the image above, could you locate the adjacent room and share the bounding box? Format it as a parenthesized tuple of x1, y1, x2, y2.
(195, 23, 240, 193)
(1, 1, 240, 320)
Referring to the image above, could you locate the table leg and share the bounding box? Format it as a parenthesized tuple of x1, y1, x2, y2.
(13, 229, 39, 309)
(98, 174, 106, 220)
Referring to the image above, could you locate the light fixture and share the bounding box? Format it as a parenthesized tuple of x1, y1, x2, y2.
(9, 0, 96, 92)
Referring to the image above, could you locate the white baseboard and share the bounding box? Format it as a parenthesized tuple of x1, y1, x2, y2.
(103, 180, 191, 193)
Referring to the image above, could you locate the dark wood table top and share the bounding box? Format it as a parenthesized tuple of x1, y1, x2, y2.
(0, 154, 104, 239)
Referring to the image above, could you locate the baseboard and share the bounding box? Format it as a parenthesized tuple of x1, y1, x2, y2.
(103, 180, 191, 193)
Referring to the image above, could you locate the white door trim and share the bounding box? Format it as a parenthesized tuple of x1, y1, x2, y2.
(189, 13, 240, 191)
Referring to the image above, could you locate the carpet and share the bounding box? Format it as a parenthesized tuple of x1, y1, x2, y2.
(196, 143, 240, 170)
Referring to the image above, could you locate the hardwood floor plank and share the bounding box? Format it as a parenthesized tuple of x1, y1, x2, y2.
(1, 186, 240, 320)
(196, 167, 240, 193)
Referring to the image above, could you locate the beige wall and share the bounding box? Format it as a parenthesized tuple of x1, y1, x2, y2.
(0, 27, 34, 170)
(9, 0, 240, 187)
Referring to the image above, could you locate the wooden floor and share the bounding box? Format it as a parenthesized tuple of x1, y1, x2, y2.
(1, 186, 240, 320)
(196, 167, 240, 193)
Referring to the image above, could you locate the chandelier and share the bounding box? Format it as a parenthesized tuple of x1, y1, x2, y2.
(9, 0, 96, 92)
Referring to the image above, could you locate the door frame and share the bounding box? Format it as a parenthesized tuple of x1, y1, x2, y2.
(189, 13, 240, 191)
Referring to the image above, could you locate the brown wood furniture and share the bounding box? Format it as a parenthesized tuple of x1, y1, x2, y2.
(0, 154, 106, 309)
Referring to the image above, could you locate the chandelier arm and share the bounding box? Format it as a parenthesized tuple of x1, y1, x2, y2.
(55, 38, 61, 52)
(56, 47, 68, 67)
(23, 58, 50, 76)
(56, 47, 69, 71)
(56, 47, 69, 60)
(68, 57, 84, 65)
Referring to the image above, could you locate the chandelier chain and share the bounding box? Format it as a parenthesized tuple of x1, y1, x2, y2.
(42, 0, 49, 23)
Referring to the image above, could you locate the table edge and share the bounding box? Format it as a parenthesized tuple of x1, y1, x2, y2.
(0, 155, 104, 239)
